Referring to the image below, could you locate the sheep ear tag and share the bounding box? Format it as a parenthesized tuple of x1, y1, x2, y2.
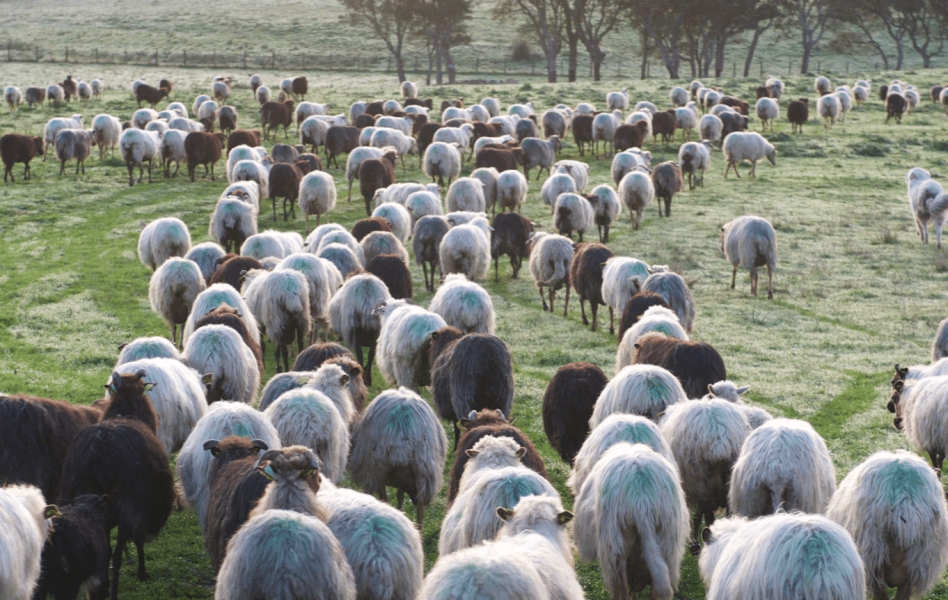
(143, 383, 156, 391)
(556, 511, 573, 525)
(259, 465, 275, 480)
(44, 505, 62, 519)
(297, 377, 311, 386)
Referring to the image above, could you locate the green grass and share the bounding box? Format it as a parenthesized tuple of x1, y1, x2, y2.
(5, 65, 948, 599)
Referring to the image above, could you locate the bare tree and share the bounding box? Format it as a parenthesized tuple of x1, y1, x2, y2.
(627, 0, 686, 79)
(339, 0, 417, 82)
(495, 0, 565, 82)
(791, 0, 834, 73)
(562, 0, 624, 81)
(414, 0, 473, 84)
(904, 0, 946, 68)
(744, 3, 781, 76)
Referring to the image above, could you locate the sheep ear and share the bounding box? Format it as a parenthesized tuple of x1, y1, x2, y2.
(899, 367, 909, 378)
(895, 380, 904, 391)
(44, 505, 62, 519)
(633, 343, 641, 350)
(707, 384, 714, 393)
(736, 386, 750, 395)
(203, 440, 222, 456)
(465, 449, 479, 458)
(459, 419, 474, 429)
(202, 373, 214, 386)
(467, 410, 478, 420)
(250, 439, 269, 452)
(556, 511, 574, 525)
(339, 374, 350, 386)
(117, 342, 129, 351)
(702, 527, 713, 543)
(515, 447, 527, 459)
(496, 507, 515, 521)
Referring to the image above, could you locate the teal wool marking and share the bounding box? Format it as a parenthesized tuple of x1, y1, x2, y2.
(385, 403, 415, 434)
(461, 291, 480, 309)
(263, 515, 308, 552)
(352, 514, 404, 549)
(653, 323, 676, 337)
(410, 315, 439, 338)
(646, 376, 671, 405)
(496, 476, 544, 509)
(616, 424, 658, 447)
(234, 422, 251, 438)
(881, 459, 926, 505)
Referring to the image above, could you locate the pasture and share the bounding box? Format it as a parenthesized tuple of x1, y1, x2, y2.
(3, 61, 948, 599)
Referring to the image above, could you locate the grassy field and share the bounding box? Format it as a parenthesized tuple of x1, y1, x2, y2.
(3, 63, 948, 599)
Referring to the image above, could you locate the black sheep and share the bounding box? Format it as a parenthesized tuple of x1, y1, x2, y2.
(268, 162, 303, 221)
(429, 326, 514, 449)
(134, 83, 167, 108)
(351, 216, 393, 242)
(652, 161, 683, 218)
(614, 122, 647, 152)
(878, 85, 889, 101)
(719, 111, 749, 138)
(447, 409, 548, 502)
(490, 212, 534, 282)
(542, 362, 608, 464)
(0, 393, 102, 501)
(209, 254, 263, 291)
(35, 494, 111, 600)
(291, 76, 308, 100)
(260, 99, 295, 141)
(570, 242, 615, 331)
(651, 111, 677, 145)
(358, 154, 396, 216)
(886, 93, 907, 124)
(58, 370, 175, 600)
(475, 147, 521, 173)
(416, 122, 443, 167)
(1, 133, 44, 182)
(366, 254, 413, 300)
(515, 118, 538, 142)
(353, 114, 377, 129)
(293, 341, 354, 371)
(632, 332, 727, 398)
(185, 131, 225, 182)
(364, 101, 384, 116)
(325, 125, 360, 169)
(617, 291, 670, 343)
(572, 114, 594, 156)
(787, 98, 809, 134)
(202, 436, 270, 573)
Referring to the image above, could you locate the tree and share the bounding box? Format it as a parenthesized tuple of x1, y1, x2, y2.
(495, 0, 566, 82)
(904, 0, 946, 68)
(625, 0, 686, 79)
(562, 0, 624, 81)
(339, 0, 417, 82)
(413, 0, 473, 84)
(790, 0, 834, 73)
(743, 2, 783, 76)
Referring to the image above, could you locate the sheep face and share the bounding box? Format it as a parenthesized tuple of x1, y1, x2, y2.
(255, 446, 322, 493)
(765, 146, 777, 167)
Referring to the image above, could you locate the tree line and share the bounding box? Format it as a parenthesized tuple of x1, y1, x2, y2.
(340, 0, 948, 83)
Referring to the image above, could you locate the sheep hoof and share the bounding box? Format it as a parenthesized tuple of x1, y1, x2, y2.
(767, 291, 773, 300)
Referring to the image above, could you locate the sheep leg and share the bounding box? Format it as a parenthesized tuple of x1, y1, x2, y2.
(494, 257, 499, 283)
(580, 298, 588, 326)
(415, 501, 426, 529)
(731, 266, 737, 290)
(365, 344, 376, 387)
(60, 159, 66, 176)
(347, 179, 353, 202)
(396, 489, 405, 510)
(272, 197, 278, 222)
(305, 213, 310, 235)
(604, 224, 610, 243)
(723, 163, 730, 179)
(751, 268, 759, 296)
(664, 197, 671, 217)
(767, 265, 774, 299)
(134, 535, 149, 581)
(539, 285, 549, 311)
(591, 303, 599, 331)
(274, 344, 283, 374)
(871, 586, 891, 600)
(750, 160, 757, 178)
(379, 487, 388, 503)
(690, 511, 704, 547)
(609, 307, 615, 335)
(598, 224, 604, 243)
(453, 422, 460, 450)
(563, 285, 571, 317)
(937, 220, 944, 249)
(423, 262, 430, 291)
(110, 525, 128, 600)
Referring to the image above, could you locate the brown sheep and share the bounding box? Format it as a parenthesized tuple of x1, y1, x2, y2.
(364, 101, 384, 116)
(185, 131, 225, 182)
(354, 114, 377, 129)
(135, 83, 169, 108)
(572, 114, 594, 156)
(1, 133, 44, 182)
(404, 98, 434, 109)
(351, 217, 393, 242)
(617, 291, 670, 342)
(756, 86, 771, 99)
(932, 85, 944, 103)
(218, 106, 238, 135)
(296, 153, 323, 173)
(226, 130, 262, 154)
(720, 96, 749, 115)
(632, 332, 727, 399)
(159, 79, 173, 94)
(291, 76, 308, 100)
(366, 254, 412, 300)
(787, 99, 809, 134)
(652, 111, 678, 144)
(260, 99, 295, 141)
(209, 254, 263, 290)
(542, 362, 608, 464)
(325, 125, 360, 169)
(25, 86, 46, 108)
(652, 161, 683, 217)
(358, 153, 396, 216)
(60, 75, 77, 101)
(490, 212, 533, 282)
(193, 305, 265, 377)
(614, 122, 648, 152)
(886, 93, 907, 124)
(570, 242, 615, 331)
(268, 162, 303, 221)
(475, 147, 522, 172)
(473, 121, 504, 140)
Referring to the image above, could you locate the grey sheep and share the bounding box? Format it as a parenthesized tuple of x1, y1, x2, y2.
(641, 266, 696, 332)
(519, 136, 561, 180)
(720, 215, 777, 299)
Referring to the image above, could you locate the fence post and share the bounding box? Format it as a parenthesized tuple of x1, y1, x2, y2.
(732, 61, 736, 78)
(759, 59, 763, 77)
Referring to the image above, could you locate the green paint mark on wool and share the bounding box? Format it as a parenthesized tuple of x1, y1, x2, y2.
(495, 476, 543, 509)
(646, 376, 671, 405)
(652, 323, 676, 337)
(599, 462, 676, 513)
(461, 291, 480, 308)
(633, 262, 649, 279)
(616, 424, 658, 447)
(385, 403, 415, 434)
(410, 315, 438, 338)
(352, 514, 404, 548)
(263, 515, 308, 550)
(881, 460, 926, 505)
(234, 422, 251, 438)
(284, 393, 329, 417)
(204, 291, 236, 309)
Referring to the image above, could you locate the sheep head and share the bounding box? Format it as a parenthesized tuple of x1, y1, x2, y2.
(255, 446, 321, 491)
(204, 436, 269, 460)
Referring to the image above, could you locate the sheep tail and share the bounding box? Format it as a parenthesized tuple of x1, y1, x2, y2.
(930, 192, 948, 217)
(640, 522, 673, 600)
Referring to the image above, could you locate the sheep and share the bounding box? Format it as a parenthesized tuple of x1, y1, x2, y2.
(422, 272, 494, 334)
(529, 233, 573, 314)
(263, 388, 349, 483)
(678, 140, 711, 191)
(24, 86, 45, 108)
(699, 114, 724, 144)
(137, 217, 191, 272)
(226, 147, 266, 182)
(719, 110, 749, 138)
(541, 109, 569, 139)
(191, 304, 265, 376)
(241, 231, 296, 261)
(601, 256, 651, 334)
(158, 128, 187, 177)
(818, 92, 842, 126)
(423, 141, 462, 188)
(91, 113, 121, 160)
(120, 128, 161, 186)
(754, 97, 778, 132)
(446, 211, 489, 232)
(181, 324, 259, 405)
(591, 110, 622, 158)
(349, 387, 447, 527)
(46, 84, 65, 105)
(0, 134, 44, 182)
(131, 107, 158, 130)
(293, 349, 366, 412)
(700, 513, 865, 600)
(375, 182, 437, 207)
(3, 85, 22, 112)
(243, 268, 312, 373)
(786, 98, 810, 134)
(569, 242, 614, 331)
(300, 116, 330, 153)
(853, 85, 869, 104)
(568, 414, 674, 498)
(887, 92, 908, 124)
(639, 266, 696, 332)
(573, 443, 689, 600)
(540, 172, 578, 214)
(184, 283, 261, 346)
(720, 215, 777, 298)
(906, 168, 948, 248)
(467, 167, 498, 215)
(438, 223, 491, 282)
(110, 357, 209, 454)
(268, 161, 305, 221)
(434, 125, 475, 157)
(328, 273, 392, 385)
(617, 291, 670, 342)
(659, 399, 750, 549)
(728, 418, 835, 517)
(314, 228, 365, 264)
(169, 116, 205, 133)
(346, 146, 393, 200)
(550, 193, 592, 242)
(542, 362, 608, 465)
(185, 131, 225, 181)
(519, 136, 561, 180)
(632, 331, 726, 399)
(318, 244, 363, 278)
(0, 484, 52, 600)
(216, 506, 355, 600)
(490, 212, 533, 281)
(210, 196, 258, 254)
(375, 300, 446, 390)
(479, 97, 500, 118)
(591, 363, 687, 426)
(651, 161, 684, 217)
(612, 148, 652, 186)
(217, 105, 238, 135)
(444, 177, 485, 213)
(42, 114, 83, 159)
(134, 83, 168, 108)
(260, 99, 296, 141)
(148, 256, 206, 347)
(278, 252, 333, 340)
(931, 317, 948, 363)
(890, 375, 948, 470)
(412, 215, 450, 291)
(616, 303, 689, 368)
(59, 371, 175, 600)
(361, 231, 409, 266)
(837, 89, 853, 120)
(370, 202, 412, 242)
(722, 131, 776, 178)
(370, 128, 416, 173)
(115, 336, 181, 366)
(614, 122, 648, 152)
(673, 105, 699, 142)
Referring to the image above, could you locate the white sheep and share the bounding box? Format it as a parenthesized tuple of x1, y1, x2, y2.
(932, 317, 948, 362)
(700, 513, 865, 600)
(853, 85, 868, 104)
(216, 509, 356, 600)
(377, 300, 447, 390)
(349, 387, 447, 527)
(670, 86, 690, 107)
(361, 231, 409, 266)
(573, 443, 689, 600)
(405, 191, 444, 228)
(370, 128, 416, 172)
(587, 184, 621, 243)
(371, 202, 412, 242)
(131, 108, 158, 130)
(243, 268, 312, 372)
(553, 193, 594, 242)
(520, 136, 561, 180)
(210, 196, 258, 254)
(755, 97, 779, 131)
(318, 478, 424, 600)
(894, 375, 948, 471)
(837, 90, 853, 120)
(641, 266, 696, 332)
(168, 117, 204, 133)
(183, 284, 261, 347)
(720, 215, 777, 299)
(817, 93, 841, 127)
(420, 541, 549, 600)
(278, 253, 333, 340)
(148, 256, 206, 346)
(814, 75, 832, 95)
(159, 129, 188, 177)
(345, 146, 393, 200)
(541, 109, 569, 139)
(296, 362, 357, 426)
(138, 217, 191, 272)
(606, 88, 629, 111)
(568, 413, 674, 497)
(230, 160, 270, 200)
(616, 305, 689, 368)
(111, 357, 209, 454)
(495, 169, 529, 214)
(226, 144, 266, 180)
(487, 115, 518, 136)
(46, 84, 65, 104)
(591, 363, 687, 425)
(445, 177, 486, 213)
(115, 336, 182, 366)
(678, 140, 711, 190)
(145, 119, 169, 135)
(429, 273, 495, 334)
(434, 125, 475, 158)
(175, 401, 281, 523)
(469, 167, 499, 214)
(529, 233, 573, 314)
(241, 231, 292, 261)
(626, 111, 653, 140)
(423, 142, 462, 188)
(264, 388, 349, 482)
(905, 168, 948, 248)
(438, 223, 491, 281)
(300, 116, 330, 153)
(704, 380, 773, 429)
(729, 418, 836, 517)
(552, 159, 590, 192)
(592, 110, 623, 158)
(445, 211, 489, 231)
(318, 244, 362, 279)
(183, 324, 260, 405)
(601, 256, 651, 333)
(4, 86, 22, 112)
(611, 148, 652, 186)
(314, 228, 365, 265)
(120, 128, 162, 185)
(91, 113, 122, 160)
(328, 273, 393, 385)
(660, 399, 752, 546)
(540, 173, 578, 214)
(674, 105, 699, 141)
(0, 484, 50, 600)
(297, 171, 336, 233)
(197, 99, 219, 121)
(472, 134, 513, 157)
(827, 450, 948, 600)
(722, 131, 776, 178)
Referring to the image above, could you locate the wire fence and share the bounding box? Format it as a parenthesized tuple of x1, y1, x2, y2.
(1, 42, 911, 82)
